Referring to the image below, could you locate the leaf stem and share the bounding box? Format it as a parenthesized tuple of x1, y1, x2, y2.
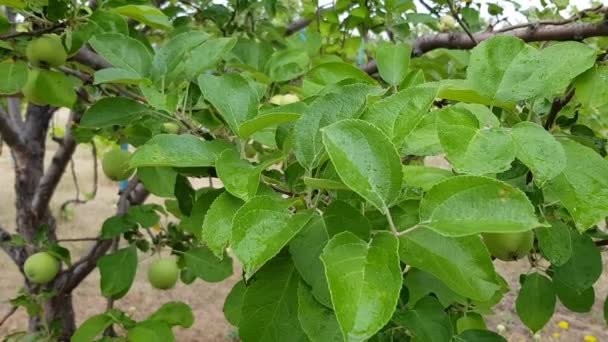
(384, 208, 399, 235)
(396, 224, 425, 237)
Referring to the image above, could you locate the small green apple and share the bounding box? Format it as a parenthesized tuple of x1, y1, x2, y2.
(26, 34, 67, 68)
(161, 122, 181, 134)
(148, 258, 179, 290)
(24, 252, 60, 284)
(102, 149, 134, 182)
(482, 231, 534, 261)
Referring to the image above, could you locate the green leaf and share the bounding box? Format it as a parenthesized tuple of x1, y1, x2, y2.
(466, 36, 537, 103)
(128, 204, 163, 227)
(137, 167, 177, 198)
(530, 41, 595, 96)
(554, 280, 594, 313)
(112, 5, 171, 29)
(535, 220, 572, 266)
(130, 134, 233, 168)
(401, 69, 426, 89)
(267, 49, 310, 82)
(151, 31, 209, 83)
(232, 196, 312, 278)
(178, 189, 222, 235)
(361, 86, 437, 147)
(399, 229, 500, 301)
(89, 33, 152, 77)
(402, 111, 442, 156)
(100, 215, 137, 239)
(297, 283, 342, 342)
(183, 246, 233, 282)
(239, 256, 307, 341)
(321, 232, 402, 341)
(215, 149, 260, 201)
(186, 37, 237, 76)
(290, 205, 375, 308)
(0, 61, 27, 94)
(294, 84, 378, 170)
(429, 80, 516, 110)
(454, 330, 507, 342)
(174, 175, 194, 216)
(93, 68, 147, 85)
(128, 321, 174, 342)
(437, 107, 515, 175)
(0, 0, 25, 9)
(404, 268, 465, 308)
(545, 139, 608, 231)
(302, 177, 349, 190)
(308, 62, 376, 85)
(80, 97, 150, 128)
(324, 200, 371, 240)
(402, 166, 454, 191)
(515, 273, 556, 332)
(198, 73, 258, 136)
(72, 314, 113, 342)
(70, 10, 128, 53)
(510, 122, 566, 184)
(552, 231, 602, 291)
(239, 112, 301, 138)
(575, 66, 608, 116)
(322, 119, 402, 210)
(376, 42, 411, 86)
(289, 215, 333, 308)
(97, 246, 137, 299)
(147, 302, 194, 328)
(397, 296, 453, 342)
(467, 36, 595, 102)
(23, 69, 77, 108)
(223, 280, 246, 326)
(420, 176, 541, 236)
(201, 193, 243, 258)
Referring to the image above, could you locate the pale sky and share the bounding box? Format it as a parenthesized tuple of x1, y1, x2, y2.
(318, 0, 595, 25)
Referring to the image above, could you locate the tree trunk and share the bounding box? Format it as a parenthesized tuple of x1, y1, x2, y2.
(10, 105, 77, 339)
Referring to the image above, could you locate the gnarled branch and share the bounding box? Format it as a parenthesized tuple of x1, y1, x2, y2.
(71, 47, 111, 70)
(0, 104, 25, 152)
(57, 179, 148, 294)
(361, 20, 608, 74)
(0, 225, 23, 265)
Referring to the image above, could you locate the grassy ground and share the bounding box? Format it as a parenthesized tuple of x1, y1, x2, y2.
(0, 114, 606, 341)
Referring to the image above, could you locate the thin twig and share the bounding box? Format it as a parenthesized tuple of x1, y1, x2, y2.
(0, 306, 18, 328)
(0, 23, 65, 40)
(447, 0, 477, 44)
(595, 239, 608, 247)
(418, 0, 441, 18)
(495, 5, 607, 33)
(544, 88, 575, 130)
(56, 237, 99, 242)
(60, 142, 98, 214)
